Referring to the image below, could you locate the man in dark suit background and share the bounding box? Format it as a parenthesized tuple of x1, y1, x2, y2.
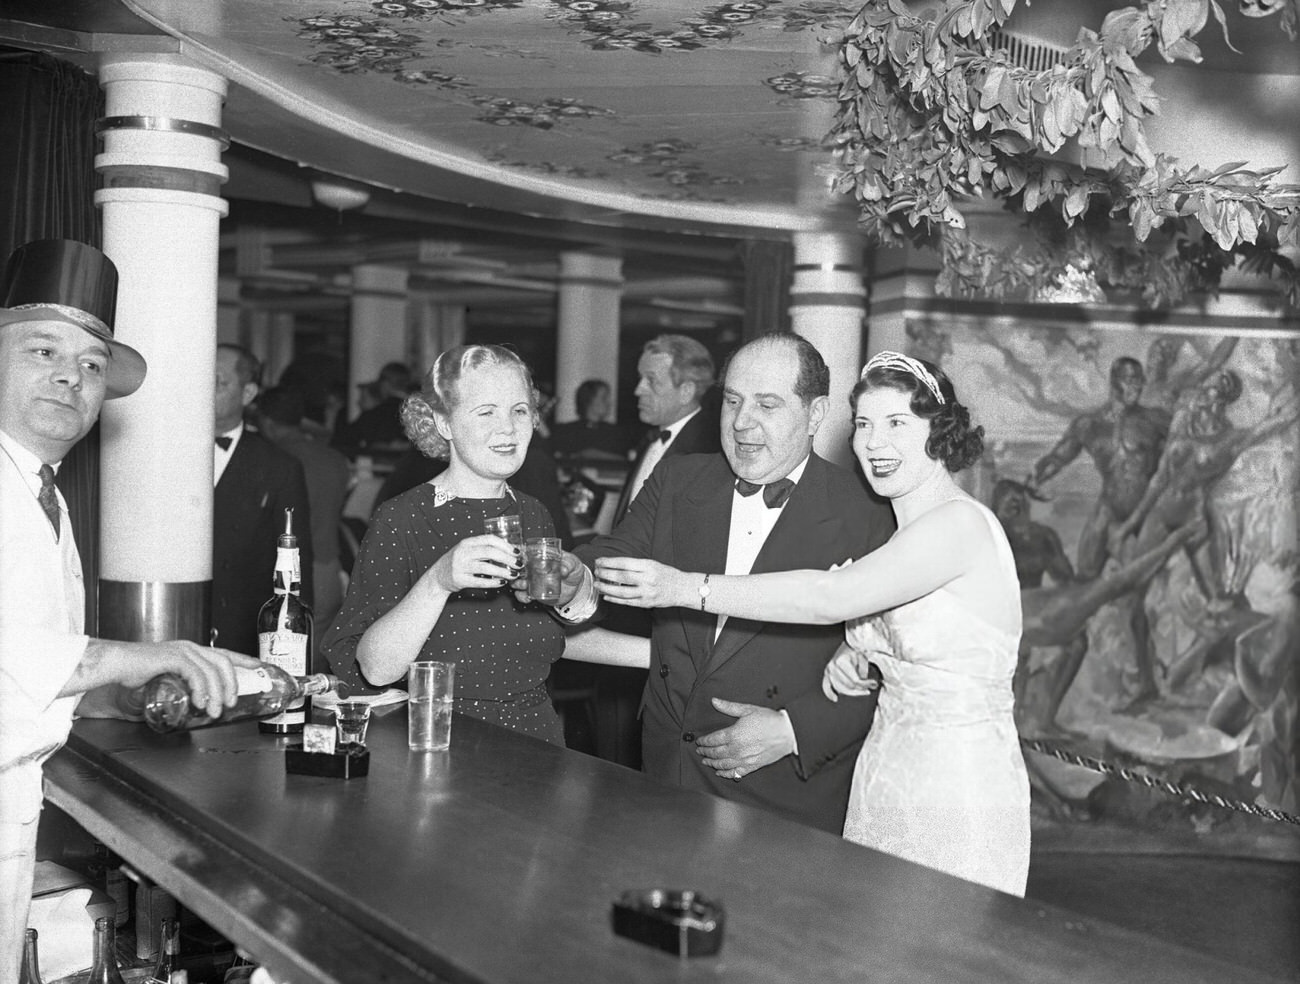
(613, 333, 722, 523)
(212, 344, 313, 655)
(588, 334, 725, 766)
(561, 333, 894, 832)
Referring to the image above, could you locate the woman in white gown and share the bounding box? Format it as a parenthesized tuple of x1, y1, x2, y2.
(594, 352, 1030, 897)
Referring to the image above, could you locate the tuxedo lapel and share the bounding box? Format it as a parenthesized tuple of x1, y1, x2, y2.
(614, 429, 657, 523)
(705, 456, 844, 675)
(671, 459, 733, 671)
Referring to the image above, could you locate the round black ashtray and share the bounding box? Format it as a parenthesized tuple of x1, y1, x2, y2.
(611, 888, 724, 957)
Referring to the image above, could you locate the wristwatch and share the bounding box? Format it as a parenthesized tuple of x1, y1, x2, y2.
(698, 573, 711, 612)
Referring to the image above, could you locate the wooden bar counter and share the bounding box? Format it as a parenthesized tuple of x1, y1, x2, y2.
(43, 706, 1277, 984)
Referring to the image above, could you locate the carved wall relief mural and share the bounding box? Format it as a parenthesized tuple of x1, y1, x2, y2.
(907, 319, 1298, 846)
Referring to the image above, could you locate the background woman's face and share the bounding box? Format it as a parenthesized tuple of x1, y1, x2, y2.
(586, 385, 612, 422)
(442, 363, 533, 481)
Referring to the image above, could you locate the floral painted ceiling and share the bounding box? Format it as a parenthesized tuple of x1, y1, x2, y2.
(10, 1, 1297, 240)
(118, 0, 866, 234)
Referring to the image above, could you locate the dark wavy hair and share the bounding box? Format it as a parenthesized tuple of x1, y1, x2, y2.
(574, 378, 610, 418)
(851, 355, 984, 473)
(400, 344, 534, 461)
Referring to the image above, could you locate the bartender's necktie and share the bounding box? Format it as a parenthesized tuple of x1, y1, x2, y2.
(734, 477, 795, 509)
(215, 435, 233, 450)
(38, 463, 60, 540)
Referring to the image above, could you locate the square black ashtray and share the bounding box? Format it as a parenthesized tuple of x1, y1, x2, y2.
(285, 743, 370, 779)
(611, 889, 724, 957)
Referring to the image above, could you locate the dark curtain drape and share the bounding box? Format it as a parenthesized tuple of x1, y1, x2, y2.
(0, 48, 105, 631)
(738, 239, 792, 342)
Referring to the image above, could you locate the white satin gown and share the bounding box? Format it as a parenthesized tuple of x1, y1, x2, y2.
(842, 500, 1031, 896)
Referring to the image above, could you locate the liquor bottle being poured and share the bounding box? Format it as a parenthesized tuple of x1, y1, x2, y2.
(141, 666, 339, 734)
(257, 507, 315, 734)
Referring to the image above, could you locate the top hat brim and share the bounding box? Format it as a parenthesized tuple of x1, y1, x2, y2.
(0, 304, 147, 399)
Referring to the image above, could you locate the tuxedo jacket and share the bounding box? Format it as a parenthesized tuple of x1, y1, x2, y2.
(613, 405, 722, 525)
(212, 430, 314, 656)
(578, 451, 895, 832)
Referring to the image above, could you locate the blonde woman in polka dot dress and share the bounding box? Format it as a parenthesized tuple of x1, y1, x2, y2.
(321, 345, 567, 745)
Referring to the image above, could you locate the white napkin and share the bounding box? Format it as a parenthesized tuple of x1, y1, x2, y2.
(313, 688, 408, 709)
(28, 887, 95, 980)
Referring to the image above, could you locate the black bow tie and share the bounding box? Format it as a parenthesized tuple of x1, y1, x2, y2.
(654, 429, 672, 443)
(215, 435, 233, 451)
(735, 477, 795, 509)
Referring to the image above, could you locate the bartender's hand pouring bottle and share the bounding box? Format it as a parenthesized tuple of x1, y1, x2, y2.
(141, 665, 338, 734)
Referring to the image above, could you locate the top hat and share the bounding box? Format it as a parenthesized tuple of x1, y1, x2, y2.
(0, 239, 147, 399)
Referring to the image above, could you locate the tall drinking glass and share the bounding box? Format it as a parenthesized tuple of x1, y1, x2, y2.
(408, 661, 455, 751)
(525, 536, 563, 604)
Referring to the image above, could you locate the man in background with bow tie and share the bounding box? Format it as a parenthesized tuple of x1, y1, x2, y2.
(591, 334, 723, 768)
(212, 343, 313, 655)
(613, 333, 721, 523)
(558, 333, 894, 831)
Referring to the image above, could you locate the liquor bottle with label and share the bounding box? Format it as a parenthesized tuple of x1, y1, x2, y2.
(257, 508, 314, 734)
(88, 916, 126, 984)
(141, 667, 338, 734)
(19, 927, 43, 984)
(147, 917, 180, 984)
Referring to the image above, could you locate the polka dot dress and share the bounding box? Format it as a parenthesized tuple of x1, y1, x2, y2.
(321, 485, 565, 746)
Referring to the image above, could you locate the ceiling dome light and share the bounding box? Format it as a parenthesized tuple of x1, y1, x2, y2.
(310, 176, 371, 212)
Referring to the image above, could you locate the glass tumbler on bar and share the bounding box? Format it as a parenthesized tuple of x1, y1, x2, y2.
(334, 700, 373, 747)
(408, 661, 455, 751)
(525, 536, 563, 604)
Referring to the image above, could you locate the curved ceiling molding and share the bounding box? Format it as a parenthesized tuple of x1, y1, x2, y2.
(122, 0, 865, 235)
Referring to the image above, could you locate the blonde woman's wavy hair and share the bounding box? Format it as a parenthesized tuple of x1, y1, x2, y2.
(400, 344, 535, 461)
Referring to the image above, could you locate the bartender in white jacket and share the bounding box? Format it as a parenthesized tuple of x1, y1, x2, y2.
(0, 239, 255, 984)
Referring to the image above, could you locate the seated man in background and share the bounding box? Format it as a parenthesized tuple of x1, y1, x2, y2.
(256, 385, 352, 637)
(212, 344, 314, 654)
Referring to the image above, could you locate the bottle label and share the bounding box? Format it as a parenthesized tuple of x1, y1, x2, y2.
(234, 666, 275, 697)
(258, 631, 309, 725)
(273, 546, 301, 593)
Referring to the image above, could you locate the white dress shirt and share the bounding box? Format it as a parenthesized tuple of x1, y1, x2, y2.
(624, 407, 701, 510)
(716, 456, 809, 637)
(0, 432, 87, 823)
(214, 422, 245, 486)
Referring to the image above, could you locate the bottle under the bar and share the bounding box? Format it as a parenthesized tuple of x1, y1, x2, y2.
(19, 927, 43, 984)
(148, 916, 181, 983)
(87, 916, 125, 984)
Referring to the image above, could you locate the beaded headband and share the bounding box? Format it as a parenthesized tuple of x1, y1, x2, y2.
(861, 351, 946, 405)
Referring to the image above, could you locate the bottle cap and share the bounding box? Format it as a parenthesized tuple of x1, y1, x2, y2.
(278, 507, 297, 547)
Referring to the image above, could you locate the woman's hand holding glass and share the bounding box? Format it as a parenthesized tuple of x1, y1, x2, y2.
(822, 646, 882, 702)
(431, 534, 522, 593)
(592, 557, 691, 609)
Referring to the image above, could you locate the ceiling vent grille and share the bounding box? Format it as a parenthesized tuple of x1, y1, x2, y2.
(988, 28, 1072, 73)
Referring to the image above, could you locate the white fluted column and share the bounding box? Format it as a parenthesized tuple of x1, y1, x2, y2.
(94, 52, 228, 643)
(349, 265, 410, 418)
(411, 299, 466, 375)
(789, 231, 867, 469)
(554, 253, 622, 422)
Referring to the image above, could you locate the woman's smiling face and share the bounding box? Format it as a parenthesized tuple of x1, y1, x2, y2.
(851, 385, 937, 499)
(438, 362, 533, 481)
